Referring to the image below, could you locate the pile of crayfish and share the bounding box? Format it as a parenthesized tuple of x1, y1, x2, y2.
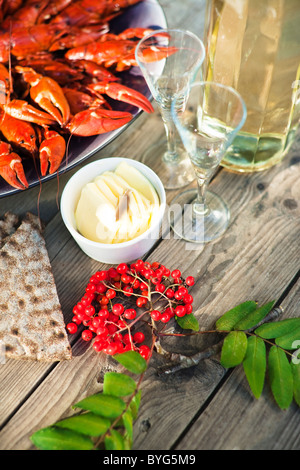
(0, 0, 169, 190)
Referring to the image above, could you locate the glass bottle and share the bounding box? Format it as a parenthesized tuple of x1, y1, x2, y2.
(203, 0, 300, 172)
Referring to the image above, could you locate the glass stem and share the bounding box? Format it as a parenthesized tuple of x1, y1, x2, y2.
(160, 109, 178, 164)
(193, 177, 209, 215)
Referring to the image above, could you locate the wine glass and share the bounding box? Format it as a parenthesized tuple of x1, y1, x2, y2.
(135, 29, 205, 189)
(170, 81, 247, 243)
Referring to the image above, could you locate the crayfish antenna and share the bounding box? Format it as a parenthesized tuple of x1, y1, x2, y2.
(8, 20, 13, 98)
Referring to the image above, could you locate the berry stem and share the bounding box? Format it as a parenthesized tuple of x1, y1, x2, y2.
(69, 263, 195, 359)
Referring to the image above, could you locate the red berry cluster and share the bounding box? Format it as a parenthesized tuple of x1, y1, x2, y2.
(66, 260, 195, 360)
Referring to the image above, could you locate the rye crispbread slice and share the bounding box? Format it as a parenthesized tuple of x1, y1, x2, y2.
(0, 212, 72, 361)
(0, 211, 20, 248)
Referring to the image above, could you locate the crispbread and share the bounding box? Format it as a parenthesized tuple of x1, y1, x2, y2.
(0, 211, 20, 249)
(0, 212, 72, 361)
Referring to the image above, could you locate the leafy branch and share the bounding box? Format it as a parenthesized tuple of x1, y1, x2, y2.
(217, 300, 300, 409)
(30, 299, 300, 450)
(30, 350, 148, 450)
(162, 300, 300, 410)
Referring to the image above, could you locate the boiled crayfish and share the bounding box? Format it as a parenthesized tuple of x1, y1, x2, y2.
(0, 0, 169, 190)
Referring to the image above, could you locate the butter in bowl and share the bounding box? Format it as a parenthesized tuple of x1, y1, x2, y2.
(60, 158, 166, 264)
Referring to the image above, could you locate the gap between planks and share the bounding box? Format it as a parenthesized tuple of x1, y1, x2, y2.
(174, 278, 300, 450)
(0, 144, 299, 449)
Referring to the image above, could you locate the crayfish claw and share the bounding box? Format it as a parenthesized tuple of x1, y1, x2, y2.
(66, 108, 133, 136)
(0, 144, 28, 190)
(3, 100, 57, 126)
(15, 67, 71, 126)
(88, 82, 154, 113)
(39, 128, 66, 175)
(139, 45, 179, 63)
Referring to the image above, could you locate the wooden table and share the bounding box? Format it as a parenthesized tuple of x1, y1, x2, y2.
(0, 0, 300, 452)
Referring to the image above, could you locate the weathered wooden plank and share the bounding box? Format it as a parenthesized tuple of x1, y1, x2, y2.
(0, 340, 117, 450)
(1, 0, 300, 451)
(0, 99, 193, 425)
(0, 95, 169, 425)
(0, 99, 163, 427)
(0, 140, 299, 449)
(130, 148, 300, 449)
(175, 279, 300, 450)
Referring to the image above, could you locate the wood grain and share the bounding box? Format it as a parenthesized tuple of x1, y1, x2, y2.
(1, 140, 299, 449)
(0, 0, 299, 451)
(176, 280, 300, 450)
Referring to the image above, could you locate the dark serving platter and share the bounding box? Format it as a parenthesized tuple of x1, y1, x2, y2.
(0, 0, 167, 197)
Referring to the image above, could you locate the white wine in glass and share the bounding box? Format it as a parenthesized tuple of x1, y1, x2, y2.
(170, 81, 247, 243)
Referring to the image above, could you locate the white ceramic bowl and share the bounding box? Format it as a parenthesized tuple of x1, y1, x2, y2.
(60, 157, 166, 264)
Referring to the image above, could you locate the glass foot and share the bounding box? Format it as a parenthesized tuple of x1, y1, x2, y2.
(140, 139, 195, 190)
(169, 189, 230, 243)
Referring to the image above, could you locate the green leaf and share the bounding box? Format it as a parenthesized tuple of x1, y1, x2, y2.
(291, 362, 300, 407)
(73, 393, 126, 419)
(114, 350, 147, 374)
(268, 346, 293, 410)
(104, 429, 124, 450)
(234, 301, 275, 331)
(121, 409, 133, 439)
(216, 301, 257, 331)
(175, 313, 199, 331)
(243, 336, 266, 399)
(129, 390, 141, 420)
(220, 331, 248, 368)
(103, 372, 136, 397)
(56, 412, 110, 437)
(255, 318, 300, 339)
(30, 426, 94, 450)
(275, 325, 300, 350)
(123, 433, 133, 450)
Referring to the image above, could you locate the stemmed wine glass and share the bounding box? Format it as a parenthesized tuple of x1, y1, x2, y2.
(170, 81, 247, 243)
(135, 29, 205, 189)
